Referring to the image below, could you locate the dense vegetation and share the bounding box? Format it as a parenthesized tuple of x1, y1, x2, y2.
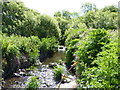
(1, 32, 58, 78)
(1, 1, 119, 89)
(2, 2, 61, 39)
(64, 4, 119, 88)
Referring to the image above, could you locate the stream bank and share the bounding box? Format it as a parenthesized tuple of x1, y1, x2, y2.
(2, 51, 77, 89)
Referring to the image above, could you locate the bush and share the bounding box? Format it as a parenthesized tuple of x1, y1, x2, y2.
(75, 29, 110, 66)
(40, 37, 58, 52)
(54, 65, 66, 80)
(78, 32, 118, 88)
(65, 39, 80, 68)
(2, 2, 61, 39)
(65, 29, 88, 69)
(83, 10, 118, 29)
(65, 28, 87, 46)
(2, 33, 40, 64)
(1, 32, 41, 78)
(26, 76, 40, 90)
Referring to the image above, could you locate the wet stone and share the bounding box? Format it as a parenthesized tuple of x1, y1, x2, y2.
(3, 52, 71, 88)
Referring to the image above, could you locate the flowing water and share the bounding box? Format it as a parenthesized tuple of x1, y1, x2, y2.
(2, 51, 74, 88)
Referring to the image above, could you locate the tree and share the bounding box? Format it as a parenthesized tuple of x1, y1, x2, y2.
(71, 12, 80, 18)
(102, 5, 118, 12)
(81, 2, 97, 14)
(54, 11, 62, 17)
(55, 17, 69, 45)
(82, 10, 118, 29)
(2, 1, 61, 39)
(62, 10, 72, 19)
(54, 10, 72, 20)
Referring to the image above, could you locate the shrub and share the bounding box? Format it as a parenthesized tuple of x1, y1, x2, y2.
(1, 32, 41, 78)
(65, 28, 87, 46)
(26, 76, 40, 90)
(2, 33, 40, 64)
(40, 37, 58, 52)
(66, 39, 80, 68)
(54, 65, 66, 80)
(74, 29, 110, 80)
(78, 33, 118, 88)
(3, 2, 61, 39)
(75, 29, 110, 66)
(83, 10, 118, 29)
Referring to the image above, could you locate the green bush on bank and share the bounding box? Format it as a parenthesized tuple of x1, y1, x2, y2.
(26, 76, 40, 90)
(75, 29, 110, 78)
(82, 10, 118, 29)
(65, 28, 118, 88)
(65, 28, 88, 68)
(65, 28, 87, 46)
(40, 36, 58, 52)
(65, 39, 80, 68)
(2, 32, 58, 76)
(75, 29, 110, 66)
(54, 65, 66, 80)
(78, 31, 118, 88)
(2, 33, 40, 64)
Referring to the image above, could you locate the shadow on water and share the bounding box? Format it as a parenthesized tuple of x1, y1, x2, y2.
(2, 51, 66, 88)
(42, 51, 66, 65)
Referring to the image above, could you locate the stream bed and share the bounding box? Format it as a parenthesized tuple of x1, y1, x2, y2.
(2, 52, 76, 88)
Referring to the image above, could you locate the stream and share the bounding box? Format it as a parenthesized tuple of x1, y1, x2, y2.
(2, 51, 76, 88)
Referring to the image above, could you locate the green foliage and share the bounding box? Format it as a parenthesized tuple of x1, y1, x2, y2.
(2, 1, 61, 39)
(81, 2, 97, 14)
(83, 10, 118, 29)
(54, 11, 83, 45)
(26, 66, 37, 71)
(2, 32, 59, 72)
(54, 11, 62, 17)
(65, 29, 88, 68)
(39, 15, 61, 38)
(54, 10, 72, 20)
(65, 29, 118, 88)
(65, 29, 87, 46)
(70, 19, 87, 30)
(75, 29, 110, 66)
(2, 33, 40, 64)
(58, 59, 63, 65)
(78, 32, 118, 88)
(26, 76, 40, 90)
(1, 32, 60, 80)
(40, 37, 58, 52)
(54, 10, 80, 19)
(54, 65, 65, 80)
(55, 17, 70, 45)
(65, 39, 80, 67)
(102, 5, 118, 12)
